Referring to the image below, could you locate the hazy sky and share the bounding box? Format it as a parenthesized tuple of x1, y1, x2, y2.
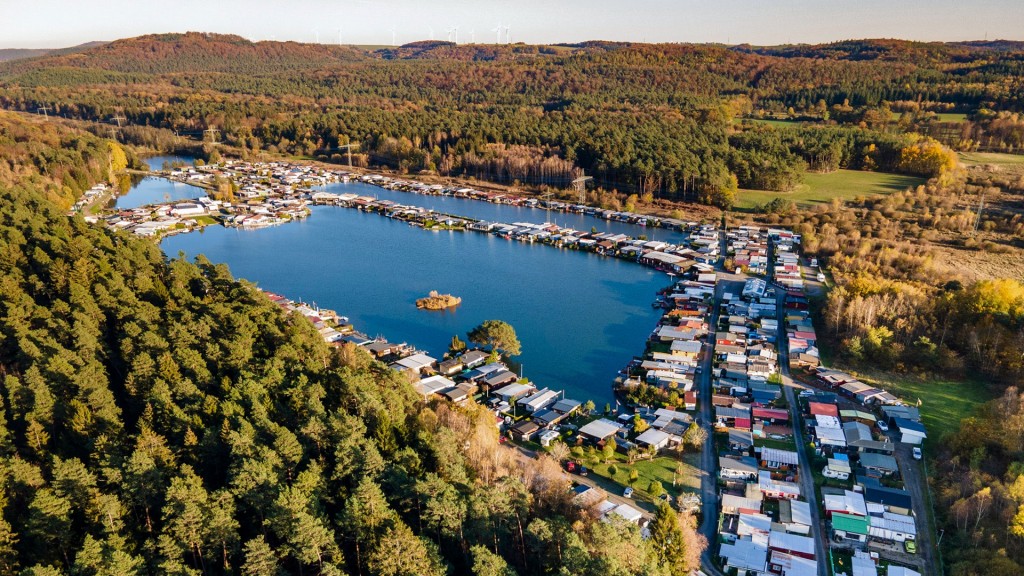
(2, 0, 1022, 49)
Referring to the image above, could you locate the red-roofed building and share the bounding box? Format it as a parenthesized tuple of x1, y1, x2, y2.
(752, 408, 790, 422)
(684, 390, 698, 410)
(808, 402, 839, 417)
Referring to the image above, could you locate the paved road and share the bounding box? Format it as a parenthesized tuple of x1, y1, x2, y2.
(694, 232, 736, 576)
(894, 443, 938, 575)
(773, 258, 829, 576)
(698, 281, 726, 576)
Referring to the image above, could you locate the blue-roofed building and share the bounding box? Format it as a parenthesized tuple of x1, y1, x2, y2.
(892, 417, 927, 445)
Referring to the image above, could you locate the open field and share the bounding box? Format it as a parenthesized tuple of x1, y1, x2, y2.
(735, 170, 925, 210)
(932, 243, 1024, 282)
(845, 369, 994, 440)
(585, 453, 701, 501)
(959, 151, 1024, 167)
(935, 113, 968, 123)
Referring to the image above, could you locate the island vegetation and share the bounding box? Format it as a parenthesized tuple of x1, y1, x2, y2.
(416, 290, 462, 310)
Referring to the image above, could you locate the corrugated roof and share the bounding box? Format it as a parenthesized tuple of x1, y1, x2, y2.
(832, 512, 870, 534)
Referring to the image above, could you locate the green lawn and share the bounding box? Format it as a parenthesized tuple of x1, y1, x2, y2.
(754, 437, 796, 451)
(585, 453, 702, 502)
(188, 215, 220, 226)
(735, 170, 926, 211)
(959, 151, 1024, 167)
(850, 369, 994, 440)
(935, 113, 968, 123)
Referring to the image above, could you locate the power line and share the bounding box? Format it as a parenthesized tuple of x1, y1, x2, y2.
(203, 127, 221, 144)
(572, 174, 593, 204)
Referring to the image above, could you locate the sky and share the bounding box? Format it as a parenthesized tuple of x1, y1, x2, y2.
(1, 0, 1022, 49)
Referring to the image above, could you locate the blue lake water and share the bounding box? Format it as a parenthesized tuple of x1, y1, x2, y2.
(161, 206, 670, 404)
(143, 155, 195, 171)
(318, 181, 690, 244)
(116, 156, 204, 209)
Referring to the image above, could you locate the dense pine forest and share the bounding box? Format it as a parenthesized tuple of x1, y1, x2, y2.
(0, 112, 704, 575)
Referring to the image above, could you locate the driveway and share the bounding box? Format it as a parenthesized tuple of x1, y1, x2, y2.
(894, 443, 937, 575)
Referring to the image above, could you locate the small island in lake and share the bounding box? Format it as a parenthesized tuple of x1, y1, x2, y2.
(416, 290, 462, 310)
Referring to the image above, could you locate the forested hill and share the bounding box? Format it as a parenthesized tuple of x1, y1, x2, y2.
(0, 33, 1020, 209)
(0, 43, 107, 64)
(731, 38, 1024, 61)
(0, 111, 703, 575)
(0, 33, 369, 74)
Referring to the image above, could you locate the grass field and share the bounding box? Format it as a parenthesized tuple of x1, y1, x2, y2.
(935, 113, 968, 123)
(585, 453, 702, 501)
(188, 215, 220, 226)
(735, 169, 925, 211)
(959, 151, 1024, 167)
(849, 369, 994, 440)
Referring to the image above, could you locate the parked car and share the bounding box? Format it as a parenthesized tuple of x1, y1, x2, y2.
(623, 487, 634, 498)
(904, 540, 917, 554)
(877, 420, 889, 432)
(580, 466, 588, 476)
(912, 447, 923, 460)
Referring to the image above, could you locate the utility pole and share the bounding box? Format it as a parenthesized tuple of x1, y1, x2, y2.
(37, 105, 52, 118)
(108, 127, 118, 141)
(540, 189, 556, 223)
(203, 127, 220, 143)
(974, 189, 987, 233)
(112, 114, 127, 128)
(572, 174, 593, 205)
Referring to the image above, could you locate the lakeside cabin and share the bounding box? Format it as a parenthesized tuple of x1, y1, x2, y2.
(578, 419, 622, 444)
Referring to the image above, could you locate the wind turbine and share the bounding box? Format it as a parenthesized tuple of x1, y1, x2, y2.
(469, 29, 475, 43)
(428, 25, 434, 40)
(390, 27, 397, 46)
(446, 26, 458, 44)
(313, 28, 320, 43)
(338, 28, 343, 45)
(491, 23, 503, 44)
(504, 25, 511, 44)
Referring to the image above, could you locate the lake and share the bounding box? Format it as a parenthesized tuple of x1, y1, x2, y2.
(127, 158, 673, 404)
(161, 206, 669, 404)
(116, 155, 204, 209)
(316, 181, 690, 244)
